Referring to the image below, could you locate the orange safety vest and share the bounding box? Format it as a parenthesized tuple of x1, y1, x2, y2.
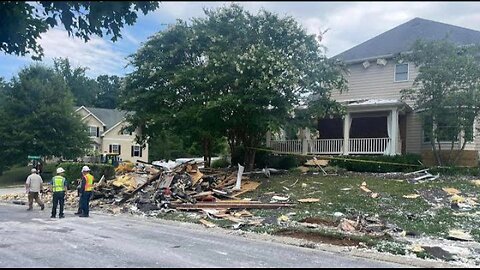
(84, 173, 94, 192)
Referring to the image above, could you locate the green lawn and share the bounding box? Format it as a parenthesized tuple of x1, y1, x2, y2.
(241, 172, 480, 241)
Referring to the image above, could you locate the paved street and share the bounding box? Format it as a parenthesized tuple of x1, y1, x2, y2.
(0, 203, 408, 268)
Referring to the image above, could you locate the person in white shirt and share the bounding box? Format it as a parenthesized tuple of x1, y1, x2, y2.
(25, 168, 45, 211)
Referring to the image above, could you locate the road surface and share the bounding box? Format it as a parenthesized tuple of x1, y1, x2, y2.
(0, 203, 409, 268)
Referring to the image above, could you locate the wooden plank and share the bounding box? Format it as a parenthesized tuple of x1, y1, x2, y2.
(172, 202, 294, 209)
(117, 172, 161, 204)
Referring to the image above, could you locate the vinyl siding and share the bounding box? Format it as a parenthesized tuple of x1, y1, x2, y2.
(102, 122, 149, 163)
(332, 60, 418, 107)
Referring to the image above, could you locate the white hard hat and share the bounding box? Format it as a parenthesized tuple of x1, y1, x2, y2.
(81, 166, 90, 172)
(31, 168, 37, 173)
(56, 167, 65, 174)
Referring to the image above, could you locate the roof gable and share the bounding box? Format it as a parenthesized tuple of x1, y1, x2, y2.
(334, 18, 480, 62)
(76, 106, 131, 130)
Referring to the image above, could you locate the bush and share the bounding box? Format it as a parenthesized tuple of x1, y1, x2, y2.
(58, 162, 115, 187)
(429, 166, 480, 176)
(231, 146, 307, 170)
(329, 154, 423, 173)
(211, 157, 231, 168)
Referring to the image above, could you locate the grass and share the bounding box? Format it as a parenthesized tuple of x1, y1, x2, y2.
(237, 172, 480, 241)
(149, 169, 480, 261)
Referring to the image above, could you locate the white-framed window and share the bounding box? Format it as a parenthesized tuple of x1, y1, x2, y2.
(88, 126, 98, 137)
(110, 144, 121, 154)
(131, 145, 142, 157)
(394, 63, 409, 82)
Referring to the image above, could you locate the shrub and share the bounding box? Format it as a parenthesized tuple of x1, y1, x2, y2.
(429, 166, 480, 176)
(211, 157, 231, 168)
(329, 154, 423, 173)
(58, 162, 115, 187)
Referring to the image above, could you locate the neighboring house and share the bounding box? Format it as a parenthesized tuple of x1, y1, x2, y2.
(269, 18, 480, 165)
(75, 106, 149, 163)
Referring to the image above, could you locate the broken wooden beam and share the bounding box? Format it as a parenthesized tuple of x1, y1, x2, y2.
(171, 202, 294, 209)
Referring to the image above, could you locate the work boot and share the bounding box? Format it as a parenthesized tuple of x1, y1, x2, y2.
(79, 215, 89, 218)
(40, 205, 45, 211)
(74, 212, 81, 215)
(59, 215, 65, 219)
(50, 215, 56, 218)
(27, 208, 32, 211)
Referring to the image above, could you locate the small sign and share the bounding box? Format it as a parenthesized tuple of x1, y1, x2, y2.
(27, 155, 41, 160)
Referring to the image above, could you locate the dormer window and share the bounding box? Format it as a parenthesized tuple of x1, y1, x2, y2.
(394, 63, 409, 82)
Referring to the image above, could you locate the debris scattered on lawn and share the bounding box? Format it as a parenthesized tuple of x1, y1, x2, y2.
(405, 168, 440, 182)
(338, 218, 357, 232)
(442, 187, 461, 195)
(340, 188, 352, 191)
(403, 194, 420, 199)
(333, 212, 344, 217)
(409, 245, 425, 253)
(370, 193, 379, 198)
(271, 195, 289, 202)
(447, 229, 474, 242)
(297, 198, 320, 203)
(471, 180, 480, 187)
(199, 219, 216, 228)
(301, 183, 308, 188)
(305, 159, 329, 167)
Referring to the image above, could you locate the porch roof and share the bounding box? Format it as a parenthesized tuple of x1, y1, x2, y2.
(343, 98, 412, 112)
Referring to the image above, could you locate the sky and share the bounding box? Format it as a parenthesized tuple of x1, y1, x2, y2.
(2, 1, 480, 80)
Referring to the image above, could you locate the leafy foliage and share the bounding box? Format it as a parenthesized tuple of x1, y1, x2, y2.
(0, 64, 91, 174)
(400, 39, 480, 165)
(0, 1, 159, 60)
(121, 4, 346, 170)
(58, 162, 115, 187)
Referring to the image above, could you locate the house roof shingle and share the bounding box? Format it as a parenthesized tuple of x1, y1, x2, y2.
(75, 106, 130, 130)
(333, 17, 480, 62)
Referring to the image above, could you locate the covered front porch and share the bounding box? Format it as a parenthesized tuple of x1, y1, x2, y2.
(267, 99, 409, 156)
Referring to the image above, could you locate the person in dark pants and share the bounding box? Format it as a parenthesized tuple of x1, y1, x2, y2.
(79, 166, 94, 217)
(50, 168, 68, 218)
(74, 178, 83, 215)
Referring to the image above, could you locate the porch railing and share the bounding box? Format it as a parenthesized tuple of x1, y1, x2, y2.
(309, 139, 343, 154)
(348, 138, 390, 154)
(270, 140, 302, 153)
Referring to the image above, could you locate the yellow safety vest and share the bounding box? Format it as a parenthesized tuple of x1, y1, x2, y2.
(84, 173, 94, 192)
(52, 176, 66, 192)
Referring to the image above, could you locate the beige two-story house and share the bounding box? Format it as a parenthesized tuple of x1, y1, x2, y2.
(269, 18, 480, 165)
(75, 106, 149, 163)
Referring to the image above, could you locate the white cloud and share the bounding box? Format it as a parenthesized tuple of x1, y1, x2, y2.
(37, 28, 128, 77)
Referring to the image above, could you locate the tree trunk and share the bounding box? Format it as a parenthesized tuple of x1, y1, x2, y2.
(203, 138, 211, 168)
(452, 139, 468, 166)
(434, 138, 443, 166)
(446, 139, 455, 166)
(243, 147, 256, 172)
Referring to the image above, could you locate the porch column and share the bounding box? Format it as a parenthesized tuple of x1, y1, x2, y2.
(390, 108, 399, 155)
(301, 128, 311, 155)
(343, 113, 351, 155)
(266, 131, 272, 148)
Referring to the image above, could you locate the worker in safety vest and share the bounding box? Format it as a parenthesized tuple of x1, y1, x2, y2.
(50, 167, 68, 218)
(79, 166, 94, 217)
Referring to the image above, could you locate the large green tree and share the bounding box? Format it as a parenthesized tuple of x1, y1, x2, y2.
(0, 1, 159, 60)
(53, 57, 99, 106)
(0, 64, 90, 174)
(400, 39, 480, 165)
(94, 75, 122, 109)
(121, 5, 346, 170)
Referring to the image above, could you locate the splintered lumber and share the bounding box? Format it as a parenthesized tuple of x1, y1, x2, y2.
(199, 219, 216, 228)
(231, 181, 261, 197)
(171, 202, 294, 210)
(117, 172, 161, 204)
